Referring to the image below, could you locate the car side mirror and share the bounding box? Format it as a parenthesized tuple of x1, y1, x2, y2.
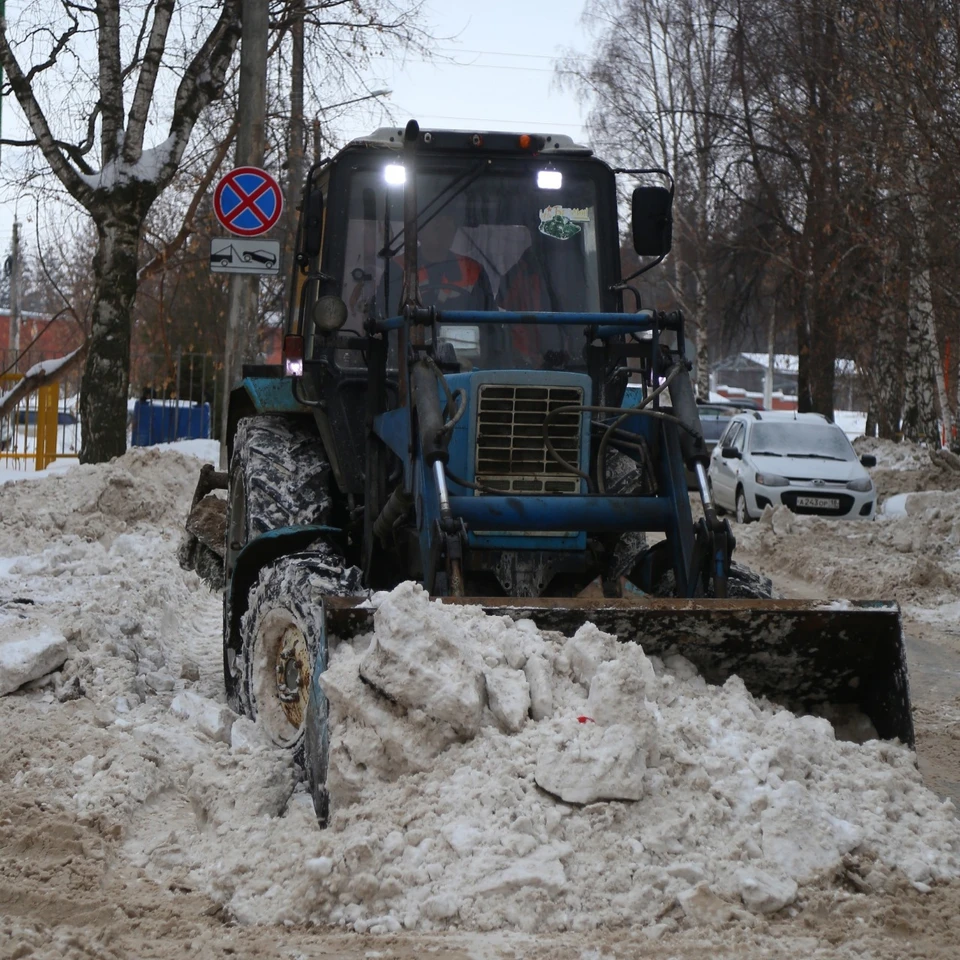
(860, 454, 877, 468)
(721, 446, 741, 460)
(631, 185, 673, 257)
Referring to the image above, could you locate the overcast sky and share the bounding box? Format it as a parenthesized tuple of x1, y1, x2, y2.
(337, 0, 594, 144)
(0, 0, 597, 270)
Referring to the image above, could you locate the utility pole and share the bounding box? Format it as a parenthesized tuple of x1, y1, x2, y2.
(284, 0, 305, 314)
(9, 221, 20, 362)
(221, 0, 268, 466)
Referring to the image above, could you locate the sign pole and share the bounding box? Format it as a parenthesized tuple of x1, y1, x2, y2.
(221, 0, 268, 467)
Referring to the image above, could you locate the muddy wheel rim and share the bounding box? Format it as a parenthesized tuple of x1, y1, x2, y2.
(736, 493, 747, 523)
(252, 609, 311, 747)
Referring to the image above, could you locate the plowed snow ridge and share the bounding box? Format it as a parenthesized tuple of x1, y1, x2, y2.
(0, 447, 958, 938)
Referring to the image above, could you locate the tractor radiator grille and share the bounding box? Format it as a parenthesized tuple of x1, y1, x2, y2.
(475, 384, 583, 495)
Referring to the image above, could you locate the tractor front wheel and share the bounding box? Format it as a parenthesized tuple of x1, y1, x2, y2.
(239, 549, 362, 822)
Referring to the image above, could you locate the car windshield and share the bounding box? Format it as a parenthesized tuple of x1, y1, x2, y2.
(748, 423, 856, 461)
(338, 158, 603, 370)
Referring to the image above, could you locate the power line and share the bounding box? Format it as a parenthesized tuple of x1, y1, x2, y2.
(382, 110, 586, 130)
(431, 47, 593, 64)
(371, 55, 559, 74)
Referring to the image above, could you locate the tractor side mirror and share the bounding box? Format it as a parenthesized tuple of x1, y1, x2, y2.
(631, 185, 673, 257)
(860, 454, 877, 468)
(299, 187, 325, 262)
(721, 446, 741, 460)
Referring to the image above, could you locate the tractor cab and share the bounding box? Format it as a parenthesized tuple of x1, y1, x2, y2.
(296, 129, 622, 372)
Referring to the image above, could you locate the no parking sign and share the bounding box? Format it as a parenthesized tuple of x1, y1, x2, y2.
(213, 166, 283, 237)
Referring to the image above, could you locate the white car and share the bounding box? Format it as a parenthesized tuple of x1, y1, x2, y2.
(707, 411, 876, 522)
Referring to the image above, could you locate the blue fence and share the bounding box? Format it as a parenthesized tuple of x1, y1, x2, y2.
(131, 400, 211, 446)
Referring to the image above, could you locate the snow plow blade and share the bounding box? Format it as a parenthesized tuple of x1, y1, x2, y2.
(323, 596, 913, 745)
(176, 464, 228, 588)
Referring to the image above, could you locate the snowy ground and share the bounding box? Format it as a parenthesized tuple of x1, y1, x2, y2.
(2, 441, 960, 958)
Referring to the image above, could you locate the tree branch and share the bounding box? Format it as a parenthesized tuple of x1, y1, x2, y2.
(138, 120, 238, 281)
(157, 0, 241, 188)
(94, 0, 124, 165)
(124, 0, 175, 163)
(0, 15, 95, 208)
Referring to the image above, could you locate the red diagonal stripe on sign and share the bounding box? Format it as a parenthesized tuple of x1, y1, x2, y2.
(225, 177, 273, 227)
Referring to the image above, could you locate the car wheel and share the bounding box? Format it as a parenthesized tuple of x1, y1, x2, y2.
(735, 487, 752, 524)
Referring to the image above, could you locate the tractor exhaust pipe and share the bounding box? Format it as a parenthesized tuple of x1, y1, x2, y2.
(401, 119, 421, 311)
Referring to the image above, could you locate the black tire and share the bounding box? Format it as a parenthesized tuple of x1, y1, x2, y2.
(735, 486, 752, 524)
(227, 416, 333, 560)
(649, 559, 775, 600)
(601, 448, 655, 590)
(725, 560, 775, 599)
(240, 549, 363, 825)
(224, 416, 333, 708)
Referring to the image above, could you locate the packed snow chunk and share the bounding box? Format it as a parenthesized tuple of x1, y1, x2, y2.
(484, 666, 530, 732)
(737, 869, 797, 913)
(563, 622, 620, 687)
(422, 893, 460, 920)
(305, 856, 335, 879)
(677, 883, 739, 926)
(535, 719, 648, 803)
(737, 868, 798, 914)
(523, 652, 553, 720)
(474, 843, 572, 896)
(586, 654, 658, 729)
(0, 629, 69, 697)
(321, 643, 460, 790)
(170, 690, 237, 743)
(359, 582, 486, 736)
(760, 781, 862, 882)
(230, 717, 274, 753)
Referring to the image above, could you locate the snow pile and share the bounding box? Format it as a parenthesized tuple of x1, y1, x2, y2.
(0, 446, 206, 554)
(854, 436, 960, 500)
(2, 449, 960, 941)
(735, 502, 960, 604)
(249, 582, 955, 934)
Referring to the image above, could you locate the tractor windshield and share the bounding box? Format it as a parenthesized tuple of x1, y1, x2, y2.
(337, 157, 605, 370)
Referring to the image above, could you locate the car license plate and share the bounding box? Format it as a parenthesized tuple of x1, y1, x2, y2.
(796, 495, 838, 509)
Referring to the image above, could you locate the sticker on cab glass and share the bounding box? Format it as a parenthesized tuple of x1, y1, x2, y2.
(538, 204, 590, 240)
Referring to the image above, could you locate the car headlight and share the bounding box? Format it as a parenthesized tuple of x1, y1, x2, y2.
(846, 477, 873, 492)
(755, 472, 789, 487)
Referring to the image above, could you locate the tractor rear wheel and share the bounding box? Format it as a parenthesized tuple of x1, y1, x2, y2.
(224, 416, 333, 709)
(226, 416, 333, 559)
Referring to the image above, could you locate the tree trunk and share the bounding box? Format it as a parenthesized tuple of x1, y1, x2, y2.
(695, 314, 711, 399)
(796, 254, 814, 413)
(79, 209, 143, 462)
(872, 302, 904, 439)
(902, 261, 941, 446)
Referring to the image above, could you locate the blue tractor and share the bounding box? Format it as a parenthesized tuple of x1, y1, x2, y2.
(181, 122, 911, 823)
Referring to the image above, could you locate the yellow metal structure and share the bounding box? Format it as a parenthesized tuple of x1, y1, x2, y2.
(0, 374, 74, 470)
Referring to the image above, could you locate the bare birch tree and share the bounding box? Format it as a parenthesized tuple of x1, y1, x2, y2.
(563, 0, 735, 397)
(0, 0, 241, 462)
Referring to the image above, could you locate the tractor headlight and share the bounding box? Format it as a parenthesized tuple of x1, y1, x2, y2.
(755, 472, 789, 487)
(384, 163, 405, 186)
(847, 476, 873, 492)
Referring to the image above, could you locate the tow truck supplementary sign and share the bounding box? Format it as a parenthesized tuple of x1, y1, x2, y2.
(214, 166, 283, 237)
(210, 238, 281, 275)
